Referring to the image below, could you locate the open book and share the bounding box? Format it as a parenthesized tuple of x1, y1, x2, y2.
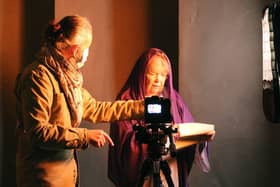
(177, 122, 215, 137)
(174, 123, 215, 149)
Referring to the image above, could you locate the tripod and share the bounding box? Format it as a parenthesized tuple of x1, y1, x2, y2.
(137, 153, 174, 187)
(134, 123, 177, 187)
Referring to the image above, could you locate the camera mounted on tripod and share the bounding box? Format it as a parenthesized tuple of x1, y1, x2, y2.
(133, 96, 177, 158)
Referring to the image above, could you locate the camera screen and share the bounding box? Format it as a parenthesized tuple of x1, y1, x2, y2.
(144, 96, 172, 124)
(147, 104, 162, 114)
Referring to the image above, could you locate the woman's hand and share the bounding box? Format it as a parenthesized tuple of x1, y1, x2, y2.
(206, 130, 216, 142)
(87, 129, 114, 148)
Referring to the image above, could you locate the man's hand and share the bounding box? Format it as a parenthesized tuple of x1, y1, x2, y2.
(87, 129, 114, 148)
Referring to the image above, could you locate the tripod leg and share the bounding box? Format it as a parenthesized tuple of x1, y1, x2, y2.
(137, 159, 152, 187)
(153, 173, 162, 187)
(161, 160, 174, 187)
(153, 160, 163, 187)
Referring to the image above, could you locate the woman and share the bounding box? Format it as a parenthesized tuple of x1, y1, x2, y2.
(15, 15, 144, 187)
(108, 48, 213, 187)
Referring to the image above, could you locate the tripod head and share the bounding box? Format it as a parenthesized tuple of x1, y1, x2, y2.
(133, 123, 177, 158)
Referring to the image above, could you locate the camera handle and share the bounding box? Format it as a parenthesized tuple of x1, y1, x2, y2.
(168, 132, 177, 158)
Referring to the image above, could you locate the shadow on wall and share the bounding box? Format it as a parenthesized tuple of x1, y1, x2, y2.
(111, 0, 149, 94)
(22, 0, 54, 68)
(1, 1, 54, 186)
(148, 0, 179, 90)
(111, 0, 179, 94)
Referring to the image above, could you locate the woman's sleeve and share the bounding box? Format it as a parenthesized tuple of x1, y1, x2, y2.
(177, 92, 211, 173)
(108, 120, 146, 186)
(18, 68, 89, 150)
(195, 142, 211, 172)
(81, 88, 144, 123)
(182, 100, 211, 172)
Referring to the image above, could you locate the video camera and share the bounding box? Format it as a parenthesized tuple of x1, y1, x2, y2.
(133, 96, 177, 158)
(144, 96, 172, 124)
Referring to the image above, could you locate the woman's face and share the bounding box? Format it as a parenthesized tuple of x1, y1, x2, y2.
(144, 56, 168, 97)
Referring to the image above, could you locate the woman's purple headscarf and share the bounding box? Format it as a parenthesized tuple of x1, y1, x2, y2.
(117, 48, 193, 123)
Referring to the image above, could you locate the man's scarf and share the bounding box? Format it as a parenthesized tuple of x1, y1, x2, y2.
(37, 45, 83, 127)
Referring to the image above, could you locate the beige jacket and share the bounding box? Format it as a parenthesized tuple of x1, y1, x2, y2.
(15, 62, 144, 187)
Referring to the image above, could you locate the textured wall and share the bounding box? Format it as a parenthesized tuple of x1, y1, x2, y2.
(0, 0, 54, 186)
(1, 0, 23, 186)
(179, 0, 280, 186)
